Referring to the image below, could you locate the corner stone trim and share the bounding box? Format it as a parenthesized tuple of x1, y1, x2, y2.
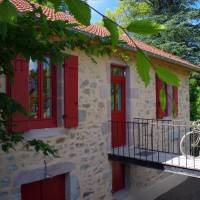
(13, 161, 75, 188)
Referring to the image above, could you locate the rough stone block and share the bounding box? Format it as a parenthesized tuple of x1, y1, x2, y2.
(70, 176, 80, 200)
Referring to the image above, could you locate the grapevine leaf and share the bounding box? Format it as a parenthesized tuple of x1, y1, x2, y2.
(160, 87, 166, 112)
(65, 0, 91, 25)
(156, 66, 180, 86)
(0, 0, 17, 23)
(136, 50, 151, 86)
(0, 22, 7, 40)
(103, 17, 119, 45)
(127, 20, 165, 35)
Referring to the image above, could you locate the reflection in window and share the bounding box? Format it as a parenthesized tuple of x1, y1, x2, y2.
(166, 85, 173, 116)
(112, 67, 124, 76)
(29, 59, 38, 118)
(43, 57, 52, 118)
(115, 83, 122, 111)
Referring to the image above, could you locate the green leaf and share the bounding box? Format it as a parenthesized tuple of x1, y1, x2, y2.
(127, 20, 165, 35)
(136, 50, 151, 86)
(48, 0, 61, 9)
(160, 87, 166, 112)
(156, 66, 180, 86)
(0, 22, 7, 40)
(65, 0, 91, 25)
(103, 17, 119, 45)
(0, 0, 17, 23)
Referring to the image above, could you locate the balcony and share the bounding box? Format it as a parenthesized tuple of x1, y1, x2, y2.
(108, 118, 200, 177)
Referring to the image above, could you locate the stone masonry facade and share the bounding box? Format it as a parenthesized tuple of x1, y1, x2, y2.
(0, 49, 190, 200)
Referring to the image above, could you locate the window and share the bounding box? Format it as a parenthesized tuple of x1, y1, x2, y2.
(28, 57, 57, 128)
(156, 75, 178, 119)
(9, 57, 57, 131)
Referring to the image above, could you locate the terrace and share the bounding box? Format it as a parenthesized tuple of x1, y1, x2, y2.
(108, 118, 200, 178)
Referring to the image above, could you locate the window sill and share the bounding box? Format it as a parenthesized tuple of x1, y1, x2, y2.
(24, 127, 68, 141)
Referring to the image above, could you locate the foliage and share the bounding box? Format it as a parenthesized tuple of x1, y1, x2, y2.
(159, 87, 166, 112)
(126, 19, 165, 35)
(0, 0, 180, 155)
(65, 0, 91, 25)
(136, 50, 151, 86)
(155, 66, 180, 87)
(106, 0, 200, 119)
(103, 17, 119, 45)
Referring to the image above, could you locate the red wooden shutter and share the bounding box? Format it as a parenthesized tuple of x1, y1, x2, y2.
(10, 57, 29, 132)
(173, 86, 178, 117)
(112, 161, 125, 192)
(64, 55, 78, 128)
(156, 75, 165, 119)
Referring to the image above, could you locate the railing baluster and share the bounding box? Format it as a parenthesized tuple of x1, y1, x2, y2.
(128, 122, 130, 158)
(162, 120, 164, 153)
(133, 122, 135, 158)
(157, 121, 159, 163)
(164, 124, 166, 164)
(138, 122, 141, 159)
(168, 121, 170, 153)
(185, 122, 187, 168)
(144, 120, 148, 161)
(171, 124, 173, 166)
(151, 120, 154, 161)
(146, 120, 149, 161)
(172, 121, 175, 154)
(178, 124, 180, 167)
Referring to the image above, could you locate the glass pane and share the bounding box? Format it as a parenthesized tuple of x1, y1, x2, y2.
(167, 85, 173, 116)
(29, 59, 38, 118)
(43, 57, 51, 76)
(111, 83, 115, 111)
(112, 67, 124, 76)
(115, 83, 122, 111)
(43, 58, 52, 118)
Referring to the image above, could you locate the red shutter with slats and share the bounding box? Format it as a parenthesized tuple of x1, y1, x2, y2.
(64, 55, 78, 128)
(156, 75, 165, 119)
(112, 161, 125, 192)
(10, 57, 29, 132)
(173, 86, 178, 117)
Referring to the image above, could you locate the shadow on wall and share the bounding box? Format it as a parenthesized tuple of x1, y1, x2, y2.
(155, 177, 200, 200)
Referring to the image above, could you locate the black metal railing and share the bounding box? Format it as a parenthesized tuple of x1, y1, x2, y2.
(109, 118, 200, 171)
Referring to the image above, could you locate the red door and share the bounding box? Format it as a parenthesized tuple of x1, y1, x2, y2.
(112, 161, 125, 192)
(111, 65, 126, 147)
(21, 174, 66, 200)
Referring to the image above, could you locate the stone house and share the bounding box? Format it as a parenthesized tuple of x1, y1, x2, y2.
(0, 0, 200, 200)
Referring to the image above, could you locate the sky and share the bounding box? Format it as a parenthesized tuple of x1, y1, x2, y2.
(87, 0, 117, 23)
(88, 0, 200, 23)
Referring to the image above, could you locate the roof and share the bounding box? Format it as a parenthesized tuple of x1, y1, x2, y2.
(10, 0, 199, 71)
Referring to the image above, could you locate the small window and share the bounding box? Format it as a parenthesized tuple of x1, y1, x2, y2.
(156, 75, 178, 119)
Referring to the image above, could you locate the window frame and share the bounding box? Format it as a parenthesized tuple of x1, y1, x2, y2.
(156, 75, 178, 119)
(7, 57, 57, 130)
(28, 58, 57, 129)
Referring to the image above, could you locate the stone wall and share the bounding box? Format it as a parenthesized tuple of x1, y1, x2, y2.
(0, 50, 191, 200)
